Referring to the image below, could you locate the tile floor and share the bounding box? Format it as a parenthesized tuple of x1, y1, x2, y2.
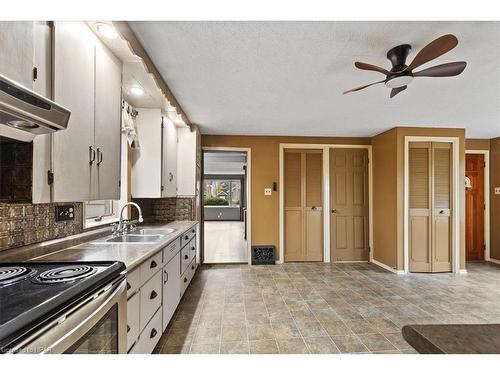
(153, 261, 500, 354)
(203, 221, 247, 263)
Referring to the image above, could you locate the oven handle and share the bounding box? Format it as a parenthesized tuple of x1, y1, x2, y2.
(10, 277, 127, 354)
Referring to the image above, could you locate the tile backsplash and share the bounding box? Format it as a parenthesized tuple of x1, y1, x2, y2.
(0, 202, 83, 252)
(132, 197, 196, 222)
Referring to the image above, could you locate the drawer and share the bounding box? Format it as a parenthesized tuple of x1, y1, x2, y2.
(127, 291, 140, 351)
(126, 267, 141, 297)
(180, 226, 196, 248)
(180, 257, 196, 297)
(139, 271, 162, 331)
(129, 307, 162, 354)
(163, 237, 181, 264)
(180, 244, 191, 275)
(140, 251, 163, 284)
(188, 237, 196, 261)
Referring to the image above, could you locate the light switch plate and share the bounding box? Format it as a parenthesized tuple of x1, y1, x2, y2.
(264, 188, 272, 196)
(495, 187, 500, 195)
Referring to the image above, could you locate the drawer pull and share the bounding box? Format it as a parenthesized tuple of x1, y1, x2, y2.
(191, 229, 195, 233)
(184, 235, 189, 240)
(163, 269, 169, 284)
(127, 325, 131, 333)
(184, 277, 188, 283)
(191, 265, 195, 270)
(126, 282, 131, 290)
(150, 328, 158, 339)
(150, 260, 157, 269)
(191, 246, 195, 251)
(150, 290, 158, 300)
(184, 254, 189, 260)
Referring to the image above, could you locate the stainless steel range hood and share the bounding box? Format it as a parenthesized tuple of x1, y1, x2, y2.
(0, 74, 71, 142)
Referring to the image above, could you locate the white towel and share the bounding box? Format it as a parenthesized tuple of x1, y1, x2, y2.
(121, 107, 139, 149)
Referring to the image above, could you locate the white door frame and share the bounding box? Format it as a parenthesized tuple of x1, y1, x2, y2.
(465, 150, 490, 261)
(201, 146, 252, 265)
(403, 136, 461, 274)
(278, 143, 373, 264)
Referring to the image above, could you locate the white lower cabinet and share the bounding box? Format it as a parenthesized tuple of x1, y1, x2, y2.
(162, 253, 181, 331)
(126, 225, 198, 354)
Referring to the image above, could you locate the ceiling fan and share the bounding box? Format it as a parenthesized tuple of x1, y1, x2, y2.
(343, 34, 467, 98)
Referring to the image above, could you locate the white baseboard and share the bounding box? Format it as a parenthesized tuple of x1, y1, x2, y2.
(459, 269, 468, 274)
(488, 258, 500, 265)
(371, 259, 405, 275)
(332, 260, 368, 264)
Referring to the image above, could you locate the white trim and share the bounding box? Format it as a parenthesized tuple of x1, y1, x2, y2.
(279, 143, 373, 264)
(488, 258, 500, 265)
(465, 150, 490, 261)
(459, 269, 468, 274)
(201, 146, 252, 265)
(333, 260, 368, 263)
(371, 258, 405, 275)
(403, 137, 461, 274)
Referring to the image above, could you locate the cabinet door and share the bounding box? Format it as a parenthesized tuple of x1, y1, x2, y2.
(131, 108, 162, 198)
(52, 22, 96, 202)
(176, 127, 196, 196)
(94, 42, 122, 200)
(162, 253, 181, 331)
(162, 118, 177, 198)
(0, 21, 34, 88)
(32, 22, 52, 203)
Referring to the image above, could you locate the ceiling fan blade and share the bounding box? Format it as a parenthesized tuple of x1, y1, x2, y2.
(405, 34, 458, 72)
(343, 80, 386, 94)
(390, 85, 407, 98)
(413, 61, 467, 77)
(354, 62, 391, 76)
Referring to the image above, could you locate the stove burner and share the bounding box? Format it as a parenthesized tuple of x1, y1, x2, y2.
(33, 265, 97, 284)
(0, 266, 35, 286)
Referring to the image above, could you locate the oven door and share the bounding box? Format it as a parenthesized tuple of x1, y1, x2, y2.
(12, 277, 127, 354)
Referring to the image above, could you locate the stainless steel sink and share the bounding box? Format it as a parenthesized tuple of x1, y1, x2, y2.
(105, 234, 163, 243)
(130, 228, 176, 236)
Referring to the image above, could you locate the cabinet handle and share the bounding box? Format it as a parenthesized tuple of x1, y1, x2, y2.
(126, 282, 131, 290)
(150, 290, 158, 300)
(127, 325, 130, 333)
(89, 146, 96, 165)
(169, 172, 174, 182)
(163, 269, 169, 284)
(184, 277, 188, 283)
(191, 265, 195, 270)
(184, 254, 189, 260)
(150, 328, 158, 339)
(150, 260, 157, 269)
(97, 147, 103, 166)
(185, 235, 189, 240)
(191, 246, 195, 251)
(191, 229, 195, 233)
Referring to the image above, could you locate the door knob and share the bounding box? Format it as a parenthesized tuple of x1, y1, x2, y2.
(439, 210, 445, 214)
(311, 206, 317, 210)
(331, 209, 337, 213)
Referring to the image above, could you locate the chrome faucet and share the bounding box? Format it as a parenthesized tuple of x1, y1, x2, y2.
(113, 202, 144, 235)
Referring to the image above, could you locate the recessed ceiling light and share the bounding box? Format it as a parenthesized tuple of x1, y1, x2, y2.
(96, 23, 118, 39)
(129, 86, 145, 96)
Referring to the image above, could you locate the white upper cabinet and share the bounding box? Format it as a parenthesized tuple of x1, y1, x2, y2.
(53, 21, 96, 202)
(176, 127, 197, 196)
(0, 22, 34, 88)
(162, 117, 178, 198)
(52, 21, 122, 202)
(94, 43, 123, 200)
(131, 108, 163, 198)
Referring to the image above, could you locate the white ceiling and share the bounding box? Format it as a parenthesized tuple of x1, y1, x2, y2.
(129, 21, 500, 138)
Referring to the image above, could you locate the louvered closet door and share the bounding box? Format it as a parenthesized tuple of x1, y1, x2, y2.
(409, 142, 452, 273)
(284, 150, 323, 262)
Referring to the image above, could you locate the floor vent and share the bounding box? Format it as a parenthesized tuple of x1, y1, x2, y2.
(251, 246, 275, 265)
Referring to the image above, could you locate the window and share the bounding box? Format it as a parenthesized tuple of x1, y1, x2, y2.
(203, 179, 241, 207)
(84, 200, 120, 228)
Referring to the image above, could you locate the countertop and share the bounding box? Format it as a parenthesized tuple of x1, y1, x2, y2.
(31, 221, 198, 271)
(402, 324, 500, 354)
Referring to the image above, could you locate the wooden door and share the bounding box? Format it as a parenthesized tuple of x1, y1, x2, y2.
(409, 142, 452, 272)
(466, 154, 485, 261)
(94, 42, 122, 200)
(329, 149, 369, 262)
(284, 150, 323, 262)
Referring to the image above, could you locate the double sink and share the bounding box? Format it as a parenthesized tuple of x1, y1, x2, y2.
(92, 228, 177, 245)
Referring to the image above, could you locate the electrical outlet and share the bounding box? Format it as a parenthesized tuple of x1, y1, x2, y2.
(55, 204, 75, 222)
(264, 188, 272, 196)
(495, 187, 500, 195)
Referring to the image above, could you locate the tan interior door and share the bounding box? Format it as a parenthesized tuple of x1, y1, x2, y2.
(329, 149, 369, 262)
(409, 142, 452, 273)
(284, 150, 323, 262)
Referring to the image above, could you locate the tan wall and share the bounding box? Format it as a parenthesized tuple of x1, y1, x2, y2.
(491, 138, 500, 260)
(201, 135, 370, 260)
(466, 138, 490, 150)
(371, 128, 398, 269)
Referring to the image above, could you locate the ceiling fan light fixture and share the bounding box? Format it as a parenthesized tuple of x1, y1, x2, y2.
(385, 75, 413, 89)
